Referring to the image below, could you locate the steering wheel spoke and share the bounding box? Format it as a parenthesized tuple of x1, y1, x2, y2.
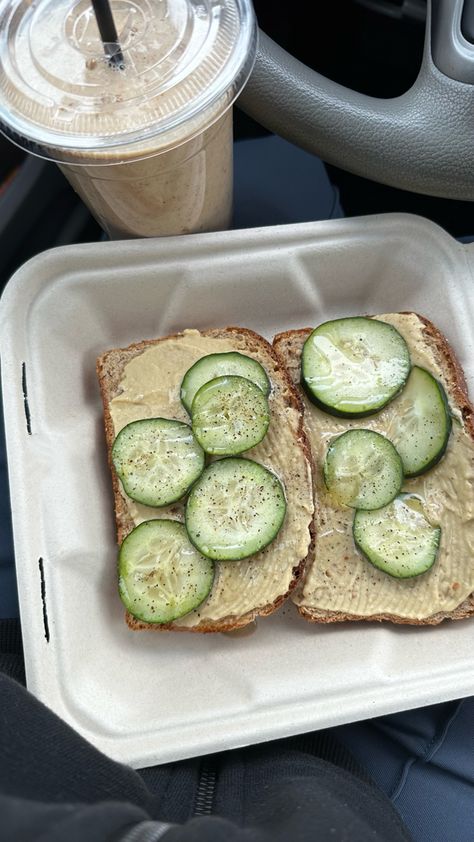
(239, 1, 474, 200)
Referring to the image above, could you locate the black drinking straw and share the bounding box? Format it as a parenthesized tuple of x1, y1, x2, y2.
(91, 0, 125, 69)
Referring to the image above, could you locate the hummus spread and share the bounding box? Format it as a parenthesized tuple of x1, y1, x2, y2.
(290, 313, 474, 620)
(109, 330, 314, 627)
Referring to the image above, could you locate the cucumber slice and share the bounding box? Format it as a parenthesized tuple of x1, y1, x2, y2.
(119, 519, 214, 623)
(180, 352, 270, 415)
(324, 429, 403, 510)
(302, 317, 411, 417)
(191, 375, 270, 455)
(112, 418, 204, 507)
(185, 458, 286, 560)
(389, 366, 452, 477)
(353, 493, 441, 578)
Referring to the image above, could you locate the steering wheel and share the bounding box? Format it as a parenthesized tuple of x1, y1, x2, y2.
(238, 0, 474, 200)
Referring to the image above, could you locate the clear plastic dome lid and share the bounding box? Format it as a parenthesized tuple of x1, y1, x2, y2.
(0, 0, 257, 160)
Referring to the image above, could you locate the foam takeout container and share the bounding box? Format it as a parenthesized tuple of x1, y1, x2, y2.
(1, 213, 474, 768)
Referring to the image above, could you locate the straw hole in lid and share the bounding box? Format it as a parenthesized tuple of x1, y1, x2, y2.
(38, 558, 50, 644)
(21, 362, 32, 436)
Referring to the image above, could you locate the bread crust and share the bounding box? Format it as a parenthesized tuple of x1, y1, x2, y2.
(97, 327, 315, 633)
(273, 313, 474, 626)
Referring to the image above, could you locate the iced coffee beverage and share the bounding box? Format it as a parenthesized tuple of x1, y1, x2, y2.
(0, 0, 257, 239)
(62, 111, 233, 239)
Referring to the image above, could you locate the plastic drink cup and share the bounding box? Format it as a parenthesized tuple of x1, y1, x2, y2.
(0, 0, 257, 238)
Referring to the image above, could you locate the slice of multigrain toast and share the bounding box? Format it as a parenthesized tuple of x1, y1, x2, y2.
(97, 327, 314, 633)
(274, 313, 474, 626)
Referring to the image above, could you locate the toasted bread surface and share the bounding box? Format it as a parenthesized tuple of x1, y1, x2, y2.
(97, 327, 314, 632)
(274, 313, 474, 625)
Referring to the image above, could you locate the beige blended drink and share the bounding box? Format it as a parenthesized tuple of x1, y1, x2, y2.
(0, 0, 257, 238)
